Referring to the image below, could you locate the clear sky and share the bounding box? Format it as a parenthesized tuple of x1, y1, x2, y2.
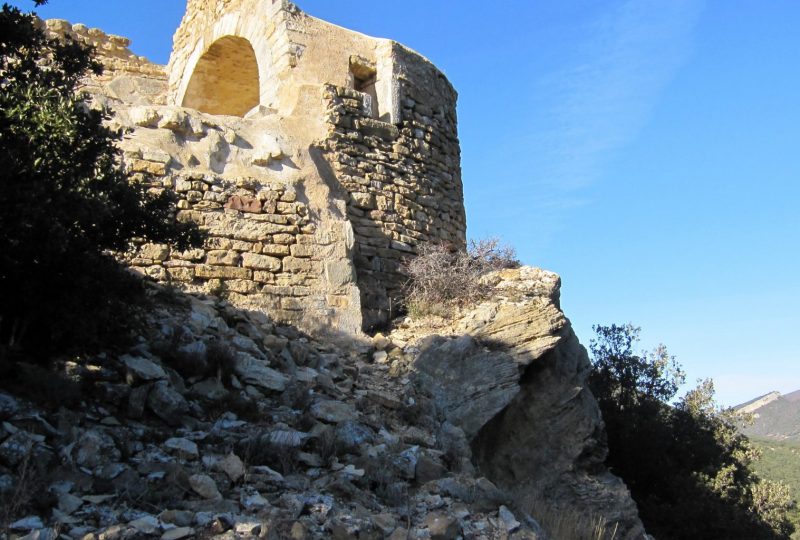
(11, 0, 799, 407)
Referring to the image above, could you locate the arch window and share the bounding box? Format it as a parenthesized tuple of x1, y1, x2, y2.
(182, 36, 260, 117)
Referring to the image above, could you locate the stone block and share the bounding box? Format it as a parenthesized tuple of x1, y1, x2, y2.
(128, 159, 166, 176)
(225, 279, 259, 294)
(325, 260, 356, 288)
(252, 271, 277, 284)
(289, 243, 315, 258)
(283, 257, 318, 273)
(242, 253, 281, 271)
(206, 250, 240, 266)
(195, 265, 252, 280)
(225, 195, 262, 214)
(261, 244, 291, 256)
(138, 243, 170, 261)
(166, 267, 195, 282)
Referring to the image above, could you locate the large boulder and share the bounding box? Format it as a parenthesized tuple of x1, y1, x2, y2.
(411, 267, 646, 539)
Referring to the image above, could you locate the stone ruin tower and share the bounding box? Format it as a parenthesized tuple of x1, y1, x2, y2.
(46, 0, 467, 336)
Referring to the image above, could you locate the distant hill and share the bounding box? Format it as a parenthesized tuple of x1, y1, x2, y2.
(736, 390, 800, 441)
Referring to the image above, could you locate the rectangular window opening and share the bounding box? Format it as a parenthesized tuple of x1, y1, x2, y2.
(350, 57, 379, 119)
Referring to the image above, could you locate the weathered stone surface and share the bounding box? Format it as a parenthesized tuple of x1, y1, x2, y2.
(161, 527, 195, 540)
(146, 381, 190, 426)
(311, 399, 357, 424)
(0, 432, 35, 467)
(9, 516, 44, 531)
(425, 513, 460, 540)
(414, 335, 520, 439)
(334, 421, 374, 453)
(234, 355, 288, 391)
(73, 429, 120, 469)
(189, 474, 221, 500)
(122, 354, 167, 383)
(242, 252, 281, 272)
(164, 437, 199, 459)
(218, 453, 246, 483)
(445, 268, 644, 538)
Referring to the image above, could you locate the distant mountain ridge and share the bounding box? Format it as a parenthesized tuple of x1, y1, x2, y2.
(736, 390, 800, 441)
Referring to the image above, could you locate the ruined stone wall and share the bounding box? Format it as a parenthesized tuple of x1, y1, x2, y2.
(42, 19, 168, 106)
(320, 46, 466, 328)
(42, 1, 466, 336)
(126, 170, 319, 323)
(112, 102, 362, 336)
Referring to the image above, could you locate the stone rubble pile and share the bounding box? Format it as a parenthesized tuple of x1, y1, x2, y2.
(0, 280, 547, 540)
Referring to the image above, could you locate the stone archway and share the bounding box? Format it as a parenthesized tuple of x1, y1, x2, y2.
(181, 36, 260, 117)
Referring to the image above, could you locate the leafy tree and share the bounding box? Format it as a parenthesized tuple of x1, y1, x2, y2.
(589, 324, 796, 539)
(0, 1, 202, 360)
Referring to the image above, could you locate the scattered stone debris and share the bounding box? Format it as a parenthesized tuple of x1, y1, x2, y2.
(7, 270, 652, 540)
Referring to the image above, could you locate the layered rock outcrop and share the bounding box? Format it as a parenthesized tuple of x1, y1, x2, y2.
(394, 268, 646, 539)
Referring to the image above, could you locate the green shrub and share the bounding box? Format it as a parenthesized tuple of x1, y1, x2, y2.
(589, 324, 796, 539)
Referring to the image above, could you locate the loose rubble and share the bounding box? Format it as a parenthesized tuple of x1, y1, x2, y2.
(0, 274, 567, 540)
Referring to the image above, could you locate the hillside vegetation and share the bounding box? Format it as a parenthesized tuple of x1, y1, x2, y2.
(752, 438, 800, 539)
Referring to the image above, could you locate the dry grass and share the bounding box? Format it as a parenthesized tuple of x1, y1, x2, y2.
(0, 448, 48, 534)
(402, 238, 518, 316)
(525, 496, 619, 540)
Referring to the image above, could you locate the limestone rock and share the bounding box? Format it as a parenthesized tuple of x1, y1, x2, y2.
(0, 431, 35, 467)
(446, 268, 645, 538)
(189, 473, 221, 500)
(129, 515, 160, 535)
(161, 527, 195, 540)
(425, 512, 459, 540)
(218, 453, 246, 483)
(164, 437, 199, 460)
(414, 335, 520, 439)
(311, 399, 357, 424)
(146, 381, 190, 426)
(334, 421, 374, 453)
(122, 354, 167, 383)
(499, 505, 521, 533)
(372, 333, 391, 350)
(10, 516, 44, 532)
(73, 429, 121, 469)
(234, 354, 288, 392)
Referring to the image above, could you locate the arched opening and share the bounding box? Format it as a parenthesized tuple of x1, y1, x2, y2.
(182, 36, 260, 117)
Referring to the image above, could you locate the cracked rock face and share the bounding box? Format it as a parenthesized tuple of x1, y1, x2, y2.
(404, 267, 647, 539)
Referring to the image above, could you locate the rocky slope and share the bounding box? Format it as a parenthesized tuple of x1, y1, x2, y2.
(0, 268, 644, 540)
(737, 390, 800, 442)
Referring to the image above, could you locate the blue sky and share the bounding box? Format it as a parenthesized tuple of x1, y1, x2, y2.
(13, 0, 800, 406)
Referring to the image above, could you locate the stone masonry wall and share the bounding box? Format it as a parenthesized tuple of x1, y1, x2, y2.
(42, 3, 466, 336)
(126, 170, 320, 324)
(322, 79, 466, 329)
(112, 103, 361, 335)
(42, 19, 168, 106)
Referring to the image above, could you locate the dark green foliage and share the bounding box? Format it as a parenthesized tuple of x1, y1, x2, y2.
(0, 3, 202, 359)
(751, 438, 800, 539)
(589, 324, 796, 539)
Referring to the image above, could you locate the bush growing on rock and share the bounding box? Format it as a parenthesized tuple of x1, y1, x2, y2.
(0, 2, 202, 362)
(402, 238, 518, 316)
(589, 323, 796, 539)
